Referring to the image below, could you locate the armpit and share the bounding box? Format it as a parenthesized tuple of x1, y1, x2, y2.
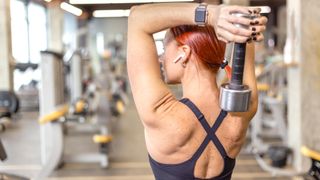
(153, 92, 177, 116)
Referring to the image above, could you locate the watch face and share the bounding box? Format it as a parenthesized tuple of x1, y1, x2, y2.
(195, 8, 206, 23)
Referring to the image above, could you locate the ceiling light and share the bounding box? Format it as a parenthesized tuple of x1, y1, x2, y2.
(93, 10, 130, 18)
(60, 2, 83, 16)
(43, 0, 52, 2)
(70, 0, 193, 5)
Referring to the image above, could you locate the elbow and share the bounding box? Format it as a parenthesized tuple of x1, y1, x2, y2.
(128, 5, 137, 18)
(128, 5, 144, 32)
(128, 5, 141, 24)
(128, 4, 154, 34)
(248, 96, 258, 118)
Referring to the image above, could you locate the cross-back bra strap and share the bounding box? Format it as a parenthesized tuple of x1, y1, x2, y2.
(211, 110, 228, 132)
(179, 98, 212, 160)
(179, 98, 229, 158)
(210, 110, 228, 158)
(180, 98, 205, 120)
(210, 133, 228, 158)
(179, 98, 211, 130)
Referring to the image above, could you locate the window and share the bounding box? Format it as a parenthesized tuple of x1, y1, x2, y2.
(10, 0, 47, 63)
(10, 0, 29, 63)
(11, 0, 48, 90)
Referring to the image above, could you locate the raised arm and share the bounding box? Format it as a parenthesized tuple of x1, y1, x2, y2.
(227, 14, 267, 119)
(127, 3, 264, 125)
(127, 4, 201, 124)
(243, 43, 258, 118)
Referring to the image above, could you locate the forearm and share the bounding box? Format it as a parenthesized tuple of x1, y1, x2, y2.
(128, 3, 218, 34)
(243, 43, 258, 114)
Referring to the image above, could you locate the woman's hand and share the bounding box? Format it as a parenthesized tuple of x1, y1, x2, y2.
(208, 5, 268, 43)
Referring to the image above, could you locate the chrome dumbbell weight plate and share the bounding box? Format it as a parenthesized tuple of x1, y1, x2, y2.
(219, 83, 251, 112)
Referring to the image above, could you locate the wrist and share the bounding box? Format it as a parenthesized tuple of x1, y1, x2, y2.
(207, 4, 220, 27)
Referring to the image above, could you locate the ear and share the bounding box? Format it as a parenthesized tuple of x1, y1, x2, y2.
(178, 45, 191, 64)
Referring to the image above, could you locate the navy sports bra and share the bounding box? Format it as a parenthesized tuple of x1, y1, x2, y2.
(148, 98, 236, 180)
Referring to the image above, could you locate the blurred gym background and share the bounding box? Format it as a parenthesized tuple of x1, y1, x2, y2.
(0, 0, 319, 179)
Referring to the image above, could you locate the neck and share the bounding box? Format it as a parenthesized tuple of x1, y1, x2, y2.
(181, 61, 219, 103)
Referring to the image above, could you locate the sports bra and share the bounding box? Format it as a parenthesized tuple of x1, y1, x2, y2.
(148, 98, 236, 180)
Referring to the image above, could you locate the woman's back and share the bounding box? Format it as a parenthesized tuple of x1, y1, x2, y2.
(127, 3, 266, 180)
(145, 95, 250, 179)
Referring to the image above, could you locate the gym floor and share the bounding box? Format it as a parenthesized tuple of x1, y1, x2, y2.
(0, 89, 295, 180)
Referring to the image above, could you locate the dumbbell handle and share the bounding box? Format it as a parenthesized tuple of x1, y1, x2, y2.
(230, 42, 247, 90)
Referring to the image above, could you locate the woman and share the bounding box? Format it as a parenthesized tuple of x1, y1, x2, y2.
(127, 3, 267, 180)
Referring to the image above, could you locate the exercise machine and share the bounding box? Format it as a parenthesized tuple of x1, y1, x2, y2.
(301, 146, 320, 180)
(14, 63, 40, 111)
(244, 60, 291, 172)
(35, 50, 113, 179)
(0, 91, 29, 180)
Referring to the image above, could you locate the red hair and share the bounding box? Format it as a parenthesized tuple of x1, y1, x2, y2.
(170, 25, 225, 70)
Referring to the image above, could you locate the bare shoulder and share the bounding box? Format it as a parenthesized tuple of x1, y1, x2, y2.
(141, 96, 195, 129)
(145, 99, 199, 162)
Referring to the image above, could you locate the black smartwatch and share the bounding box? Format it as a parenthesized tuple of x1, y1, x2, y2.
(195, 3, 208, 26)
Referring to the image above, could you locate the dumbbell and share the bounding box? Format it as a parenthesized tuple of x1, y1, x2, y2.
(219, 13, 255, 112)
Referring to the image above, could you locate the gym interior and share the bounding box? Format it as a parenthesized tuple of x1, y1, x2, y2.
(0, 0, 319, 179)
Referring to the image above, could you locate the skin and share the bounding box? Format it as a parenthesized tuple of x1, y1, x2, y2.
(127, 3, 267, 179)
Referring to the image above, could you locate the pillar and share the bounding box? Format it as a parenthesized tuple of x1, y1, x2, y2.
(47, 1, 64, 53)
(287, 0, 320, 172)
(0, 0, 13, 91)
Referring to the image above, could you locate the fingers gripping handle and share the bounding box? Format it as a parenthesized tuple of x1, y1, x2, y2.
(230, 43, 246, 90)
